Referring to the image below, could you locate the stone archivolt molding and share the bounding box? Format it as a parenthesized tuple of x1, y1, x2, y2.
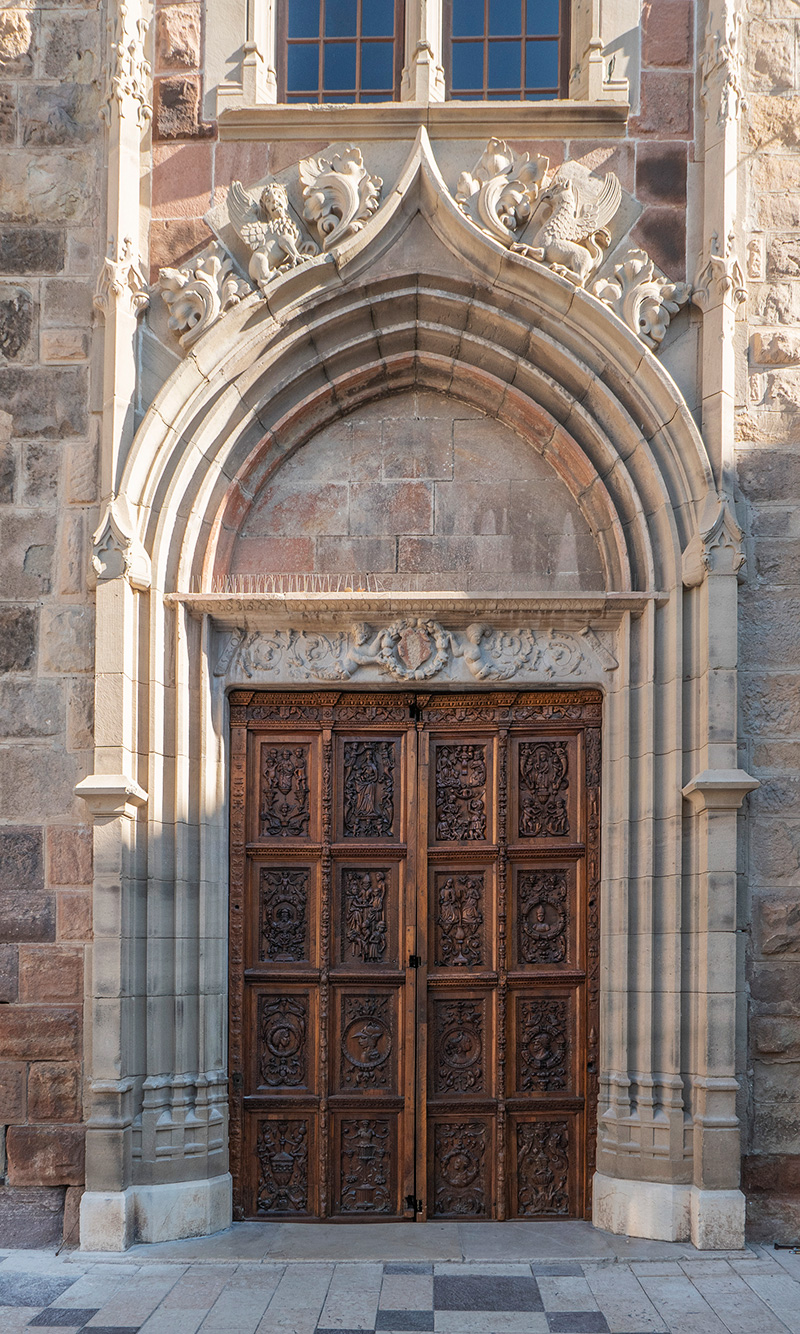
(154, 134, 690, 357)
(214, 618, 618, 685)
(95, 236, 149, 320)
(103, 0, 152, 128)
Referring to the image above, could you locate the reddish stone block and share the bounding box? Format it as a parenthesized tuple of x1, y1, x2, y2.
(57, 890, 92, 942)
(0, 1006, 81, 1062)
(636, 142, 687, 206)
(27, 1062, 81, 1122)
(149, 217, 213, 284)
(212, 141, 271, 206)
(568, 141, 635, 193)
(642, 0, 692, 67)
(153, 75, 214, 141)
(0, 943, 18, 1002)
(19, 946, 83, 1003)
(0, 1061, 26, 1121)
(349, 482, 434, 537)
(230, 536, 315, 576)
(47, 825, 91, 887)
(630, 206, 686, 280)
(152, 141, 213, 220)
(155, 2, 201, 72)
(0, 1186, 65, 1248)
(632, 72, 693, 138)
(62, 1184, 84, 1249)
(6, 1125, 85, 1187)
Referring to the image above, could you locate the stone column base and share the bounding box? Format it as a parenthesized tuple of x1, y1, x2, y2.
(592, 1173, 745, 1249)
(80, 1173, 232, 1251)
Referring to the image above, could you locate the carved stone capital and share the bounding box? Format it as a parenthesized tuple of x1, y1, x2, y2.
(691, 231, 746, 314)
(592, 249, 691, 351)
(159, 247, 253, 350)
(299, 145, 382, 251)
(102, 0, 152, 129)
(94, 237, 149, 320)
(682, 769, 759, 812)
(75, 774, 148, 821)
(682, 496, 745, 587)
(91, 495, 151, 590)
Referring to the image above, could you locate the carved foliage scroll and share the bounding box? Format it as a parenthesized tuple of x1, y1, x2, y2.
(339, 1119, 392, 1214)
(433, 1121, 488, 1216)
(342, 869, 389, 965)
(518, 870, 568, 965)
(259, 867, 309, 963)
(519, 741, 570, 838)
(518, 997, 570, 1092)
(260, 745, 310, 838)
(516, 1121, 570, 1216)
(435, 744, 487, 841)
(257, 1119, 308, 1214)
(300, 146, 382, 251)
(343, 740, 394, 838)
(340, 994, 393, 1091)
(259, 995, 307, 1087)
(434, 999, 486, 1094)
(435, 871, 485, 967)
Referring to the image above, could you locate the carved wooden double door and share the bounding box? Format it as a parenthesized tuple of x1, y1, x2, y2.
(229, 690, 600, 1221)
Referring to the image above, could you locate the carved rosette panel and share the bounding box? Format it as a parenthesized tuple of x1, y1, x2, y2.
(516, 1121, 570, 1216)
(518, 741, 570, 838)
(343, 739, 395, 838)
(259, 995, 307, 1087)
(260, 744, 310, 837)
(259, 867, 309, 962)
(435, 744, 487, 841)
(340, 994, 393, 1091)
(256, 1119, 308, 1214)
(517, 870, 568, 965)
(338, 1118, 392, 1214)
(341, 868, 390, 965)
(517, 998, 570, 1092)
(433, 998, 486, 1095)
(433, 1121, 488, 1216)
(435, 871, 485, 967)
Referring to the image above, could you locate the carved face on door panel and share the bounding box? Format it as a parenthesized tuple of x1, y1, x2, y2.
(512, 864, 576, 970)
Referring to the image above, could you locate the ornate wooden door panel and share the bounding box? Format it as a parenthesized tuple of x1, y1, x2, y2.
(230, 689, 600, 1221)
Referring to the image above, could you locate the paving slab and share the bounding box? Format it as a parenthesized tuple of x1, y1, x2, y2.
(266, 1223, 463, 1263)
(458, 1223, 615, 1262)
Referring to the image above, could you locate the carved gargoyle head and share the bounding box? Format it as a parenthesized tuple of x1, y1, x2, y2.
(259, 181, 291, 221)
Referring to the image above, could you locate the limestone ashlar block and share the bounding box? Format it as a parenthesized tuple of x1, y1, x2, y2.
(0, 680, 63, 739)
(0, 152, 95, 225)
(0, 83, 15, 143)
(749, 95, 800, 153)
(756, 895, 800, 956)
(0, 604, 37, 672)
(0, 228, 66, 276)
(0, 284, 35, 363)
(39, 10, 101, 84)
(0, 1005, 81, 1062)
(40, 329, 90, 363)
(6, 1125, 85, 1187)
(19, 945, 84, 1003)
(642, 0, 693, 68)
(0, 1061, 26, 1121)
(19, 84, 100, 148)
(0, 367, 88, 439)
(27, 1061, 82, 1122)
(767, 238, 800, 281)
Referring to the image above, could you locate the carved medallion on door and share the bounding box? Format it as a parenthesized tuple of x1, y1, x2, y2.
(229, 689, 600, 1221)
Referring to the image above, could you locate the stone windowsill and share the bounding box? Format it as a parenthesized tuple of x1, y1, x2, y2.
(216, 98, 630, 142)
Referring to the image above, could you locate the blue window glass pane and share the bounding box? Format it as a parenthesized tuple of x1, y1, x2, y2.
(488, 39, 520, 87)
(526, 0, 560, 35)
(361, 4, 394, 36)
(287, 43, 320, 92)
(289, 0, 320, 38)
(324, 0, 357, 36)
(324, 40, 357, 89)
(489, 0, 522, 36)
(525, 38, 558, 87)
(361, 41, 394, 89)
(451, 41, 483, 89)
(452, 0, 485, 38)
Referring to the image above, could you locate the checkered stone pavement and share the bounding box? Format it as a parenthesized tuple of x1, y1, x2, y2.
(3, 1237, 800, 1334)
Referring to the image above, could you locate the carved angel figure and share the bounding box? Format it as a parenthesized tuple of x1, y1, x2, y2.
(517, 171, 622, 288)
(227, 180, 317, 293)
(299, 146, 382, 251)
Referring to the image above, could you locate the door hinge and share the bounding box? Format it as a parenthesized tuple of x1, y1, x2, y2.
(408, 953, 421, 969)
(406, 1194, 423, 1213)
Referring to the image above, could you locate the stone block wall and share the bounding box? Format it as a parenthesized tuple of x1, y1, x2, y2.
(739, 0, 800, 1240)
(0, 0, 101, 1243)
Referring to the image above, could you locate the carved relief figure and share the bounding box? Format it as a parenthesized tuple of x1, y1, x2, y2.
(434, 999, 485, 1094)
(343, 740, 394, 837)
(518, 998, 570, 1092)
(259, 867, 308, 962)
(260, 745, 310, 838)
(433, 1122, 488, 1216)
(259, 995, 307, 1087)
(256, 1119, 308, 1214)
(436, 744, 487, 841)
(436, 873, 484, 967)
(518, 870, 568, 964)
(519, 742, 570, 838)
(340, 994, 392, 1090)
(343, 869, 388, 964)
(228, 180, 318, 292)
(518, 171, 622, 287)
(516, 1121, 570, 1215)
(339, 1119, 392, 1213)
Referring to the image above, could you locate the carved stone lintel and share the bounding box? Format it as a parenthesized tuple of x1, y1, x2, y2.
(159, 247, 253, 350)
(299, 146, 382, 251)
(228, 180, 318, 293)
(91, 495, 152, 590)
(215, 618, 617, 684)
(456, 139, 549, 249)
(700, 0, 745, 129)
(592, 249, 691, 351)
(94, 237, 149, 320)
(103, 0, 152, 128)
(682, 495, 745, 587)
(691, 231, 747, 313)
